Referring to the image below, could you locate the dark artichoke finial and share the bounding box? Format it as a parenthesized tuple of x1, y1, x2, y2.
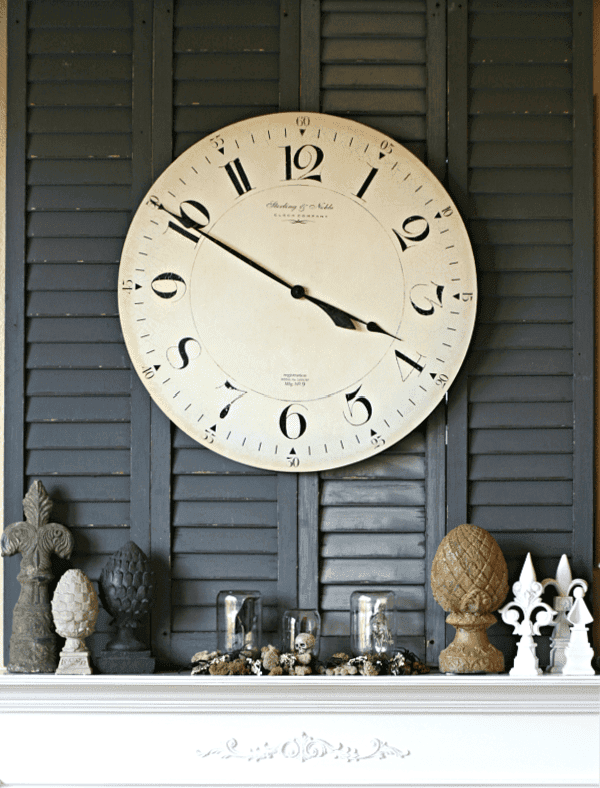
(99, 541, 155, 652)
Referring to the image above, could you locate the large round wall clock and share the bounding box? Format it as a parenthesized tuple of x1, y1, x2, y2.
(118, 112, 477, 472)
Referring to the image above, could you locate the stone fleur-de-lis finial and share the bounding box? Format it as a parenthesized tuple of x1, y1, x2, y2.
(1, 480, 74, 673)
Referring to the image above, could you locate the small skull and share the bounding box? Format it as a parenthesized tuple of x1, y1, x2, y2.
(294, 632, 316, 655)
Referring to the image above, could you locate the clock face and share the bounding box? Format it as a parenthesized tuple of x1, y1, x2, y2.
(118, 112, 477, 472)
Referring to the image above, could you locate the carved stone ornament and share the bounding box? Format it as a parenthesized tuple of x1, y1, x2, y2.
(197, 732, 409, 763)
(97, 541, 156, 673)
(430, 523, 509, 674)
(99, 541, 155, 650)
(1, 481, 74, 673)
(500, 553, 556, 676)
(542, 554, 588, 674)
(52, 568, 99, 675)
(562, 586, 595, 676)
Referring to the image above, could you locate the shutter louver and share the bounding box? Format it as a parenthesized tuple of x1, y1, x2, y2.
(24, 0, 134, 653)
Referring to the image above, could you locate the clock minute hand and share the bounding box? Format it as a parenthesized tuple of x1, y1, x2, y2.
(195, 229, 402, 340)
(196, 229, 359, 330)
(196, 228, 291, 290)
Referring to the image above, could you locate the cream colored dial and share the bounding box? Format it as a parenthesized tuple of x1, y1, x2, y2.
(118, 112, 477, 472)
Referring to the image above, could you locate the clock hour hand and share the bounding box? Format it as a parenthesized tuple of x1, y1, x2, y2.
(291, 285, 403, 341)
(291, 286, 356, 329)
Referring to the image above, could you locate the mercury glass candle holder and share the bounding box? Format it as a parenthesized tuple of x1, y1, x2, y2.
(217, 590, 262, 654)
(350, 590, 397, 656)
(281, 608, 321, 657)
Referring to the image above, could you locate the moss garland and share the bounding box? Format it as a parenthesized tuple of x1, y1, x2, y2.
(191, 645, 430, 676)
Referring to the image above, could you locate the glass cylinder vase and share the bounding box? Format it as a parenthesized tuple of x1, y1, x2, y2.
(216, 590, 262, 654)
(281, 608, 321, 657)
(350, 590, 396, 656)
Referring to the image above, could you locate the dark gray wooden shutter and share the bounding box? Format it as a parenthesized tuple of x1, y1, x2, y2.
(459, 0, 592, 661)
(163, 0, 299, 664)
(315, 0, 593, 663)
(14, 0, 136, 655)
(316, 0, 442, 662)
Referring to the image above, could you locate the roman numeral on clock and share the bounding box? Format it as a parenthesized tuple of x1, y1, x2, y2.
(354, 166, 378, 200)
(223, 158, 253, 196)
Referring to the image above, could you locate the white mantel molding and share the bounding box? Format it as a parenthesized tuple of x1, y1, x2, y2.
(0, 673, 598, 714)
(0, 674, 598, 788)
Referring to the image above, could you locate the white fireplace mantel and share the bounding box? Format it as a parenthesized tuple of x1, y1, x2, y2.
(0, 673, 598, 788)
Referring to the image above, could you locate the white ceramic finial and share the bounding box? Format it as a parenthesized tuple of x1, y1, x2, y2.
(542, 555, 588, 674)
(499, 553, 556, 676)
(562, 587, 595, 675)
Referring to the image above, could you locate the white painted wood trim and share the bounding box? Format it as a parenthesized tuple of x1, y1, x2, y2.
(0, 675, 598, 788)
(0, 673, 597, 714)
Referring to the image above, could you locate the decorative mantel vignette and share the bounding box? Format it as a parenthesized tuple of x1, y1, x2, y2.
(197, 732, 409, 763)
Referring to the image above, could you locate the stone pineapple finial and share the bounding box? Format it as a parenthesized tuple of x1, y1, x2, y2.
(431, 523, 509, 674)
(1, 480, 74, 672)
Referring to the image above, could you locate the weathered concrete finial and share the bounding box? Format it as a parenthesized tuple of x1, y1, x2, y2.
(1, 480, 74, 672)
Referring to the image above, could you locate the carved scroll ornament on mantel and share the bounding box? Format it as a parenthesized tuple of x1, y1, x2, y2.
(198, 731, 409, 763)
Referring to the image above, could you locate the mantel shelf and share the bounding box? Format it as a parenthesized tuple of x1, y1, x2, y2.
(0, 672, 598, 714)
(0, 674, 598, 787)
